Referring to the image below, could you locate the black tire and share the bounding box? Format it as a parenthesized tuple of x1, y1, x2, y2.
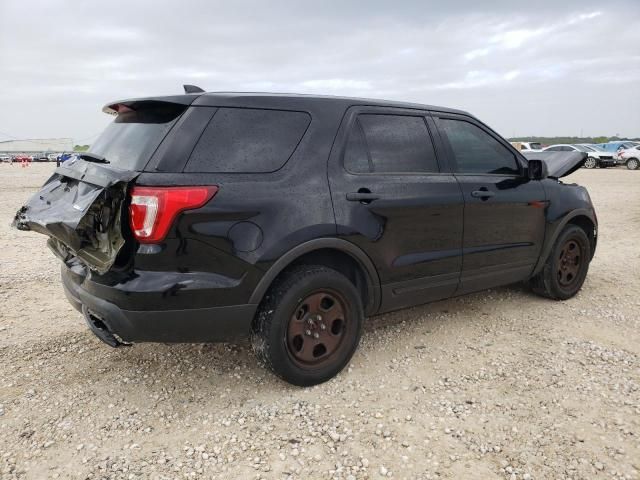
(627, 158, 639, 170)
(530, 225, 591, 300)
(251, 265, 364, 386)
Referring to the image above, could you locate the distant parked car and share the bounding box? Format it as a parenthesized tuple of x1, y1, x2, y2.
(595, 141, 636, 153)
(510, 141, 543, 152)
(617, 146, 640, 170)
(0, 154, 11, 162)
(33, 153, 49, 162)
(58, 153, 75, 163)
(47, 153, 59, 162)
(580, 145, 617, 168)
(542, 144, 615, 169)
(596, 142, 640, 165)
(14, 154, 32, 163)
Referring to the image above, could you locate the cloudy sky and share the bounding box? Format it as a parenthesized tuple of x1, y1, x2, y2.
(1, 0, 639, 144)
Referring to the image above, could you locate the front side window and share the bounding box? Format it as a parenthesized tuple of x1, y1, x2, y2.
(440, 119, 519, 175)
(343, 114, 439, 174)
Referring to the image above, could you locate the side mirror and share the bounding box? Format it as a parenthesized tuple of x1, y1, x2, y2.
(527, 159, 548, 180)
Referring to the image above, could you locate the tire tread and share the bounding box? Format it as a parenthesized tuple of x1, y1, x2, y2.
(529, 224, 590, 300)
(251, 265, 361, 385)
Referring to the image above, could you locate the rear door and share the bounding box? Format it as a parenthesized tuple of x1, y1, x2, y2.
(433, 113, 546, 295)
(328, 107, 464, 313)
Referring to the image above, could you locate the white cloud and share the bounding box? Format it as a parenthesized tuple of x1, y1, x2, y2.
(491, 28, 548, 49)
(503, 70, 520, 81)
(572, 11, 603, 23)
(464, 48, 491, 61)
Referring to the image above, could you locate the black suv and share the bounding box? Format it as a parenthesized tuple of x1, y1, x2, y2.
(14, 90, 597, 386)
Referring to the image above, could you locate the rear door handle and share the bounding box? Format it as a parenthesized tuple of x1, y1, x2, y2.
(346, 192, 381, 202)
(471, 189, 495, 199)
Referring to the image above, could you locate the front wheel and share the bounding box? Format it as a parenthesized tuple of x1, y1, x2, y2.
(530, 225, 591, 300)
(627, 158, 639, 170)
(584, 157, 598, 169)
(251, 265, 363, 386)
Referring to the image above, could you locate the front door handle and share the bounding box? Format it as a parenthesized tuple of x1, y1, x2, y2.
(471, 188, 495, 200)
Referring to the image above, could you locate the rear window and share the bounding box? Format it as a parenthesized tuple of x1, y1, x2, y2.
(185, 108, 311, 173)
(90, 102, 185, 170)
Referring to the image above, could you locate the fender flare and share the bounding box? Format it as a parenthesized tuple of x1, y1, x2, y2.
(249, 238, 381, 315)
(532, 208, 597, 276)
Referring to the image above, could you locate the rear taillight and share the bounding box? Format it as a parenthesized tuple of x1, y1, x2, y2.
(129, 186, 218, 243)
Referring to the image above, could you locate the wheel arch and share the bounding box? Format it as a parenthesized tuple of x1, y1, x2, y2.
(249, 238, 381, 315)
(567, 215, 597, 256)
(532, 209, 597, 276)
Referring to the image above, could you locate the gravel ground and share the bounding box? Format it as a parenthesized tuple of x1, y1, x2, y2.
(0, 163, 639, 480)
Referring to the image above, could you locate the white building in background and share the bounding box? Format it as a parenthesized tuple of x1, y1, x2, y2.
(0, 138, 73, 153)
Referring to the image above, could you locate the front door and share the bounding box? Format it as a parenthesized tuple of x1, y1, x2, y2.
(433, 114, 546, 295)
(328, 107, 464, 313)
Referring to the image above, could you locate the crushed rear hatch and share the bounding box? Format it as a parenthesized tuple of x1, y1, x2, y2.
(12, 158, 138, 274)
(12, 99, 189, 274)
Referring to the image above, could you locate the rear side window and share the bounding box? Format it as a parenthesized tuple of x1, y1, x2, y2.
(440, 119, 519, 175)
(344, 114, 439, 174)
(185, 108, 310, 173)
(90, 102, 185, 171)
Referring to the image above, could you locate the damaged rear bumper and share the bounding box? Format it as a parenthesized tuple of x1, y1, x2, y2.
(61, 264, 257, 346)
(12, 159, 138, 274)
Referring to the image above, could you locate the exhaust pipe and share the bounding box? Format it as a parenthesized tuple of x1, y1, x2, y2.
(82, 306, 130, 348)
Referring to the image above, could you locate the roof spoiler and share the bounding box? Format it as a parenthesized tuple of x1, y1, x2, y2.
(102, 96, 199, 115)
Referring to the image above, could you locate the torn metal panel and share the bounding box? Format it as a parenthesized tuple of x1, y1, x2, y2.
(12, 158, 138, 274)
(522, 151, 587, 179)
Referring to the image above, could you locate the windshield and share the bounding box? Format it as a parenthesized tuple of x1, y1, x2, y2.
(89, 102, 185, 170)
(530, 142, 542, 149)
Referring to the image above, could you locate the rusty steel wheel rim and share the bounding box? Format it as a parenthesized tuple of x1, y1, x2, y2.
(557, 238, 582, 287)
(286, 290, 347, 367)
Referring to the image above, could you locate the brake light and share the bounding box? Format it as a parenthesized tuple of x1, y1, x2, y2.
(129, 186, 218, 243)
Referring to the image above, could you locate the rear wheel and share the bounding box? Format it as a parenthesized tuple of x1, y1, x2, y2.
(627, 158, 639, 170)
(251, 265, 363, 386)
(584, 157, 598, 169)
(530, 225, 591, 300)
